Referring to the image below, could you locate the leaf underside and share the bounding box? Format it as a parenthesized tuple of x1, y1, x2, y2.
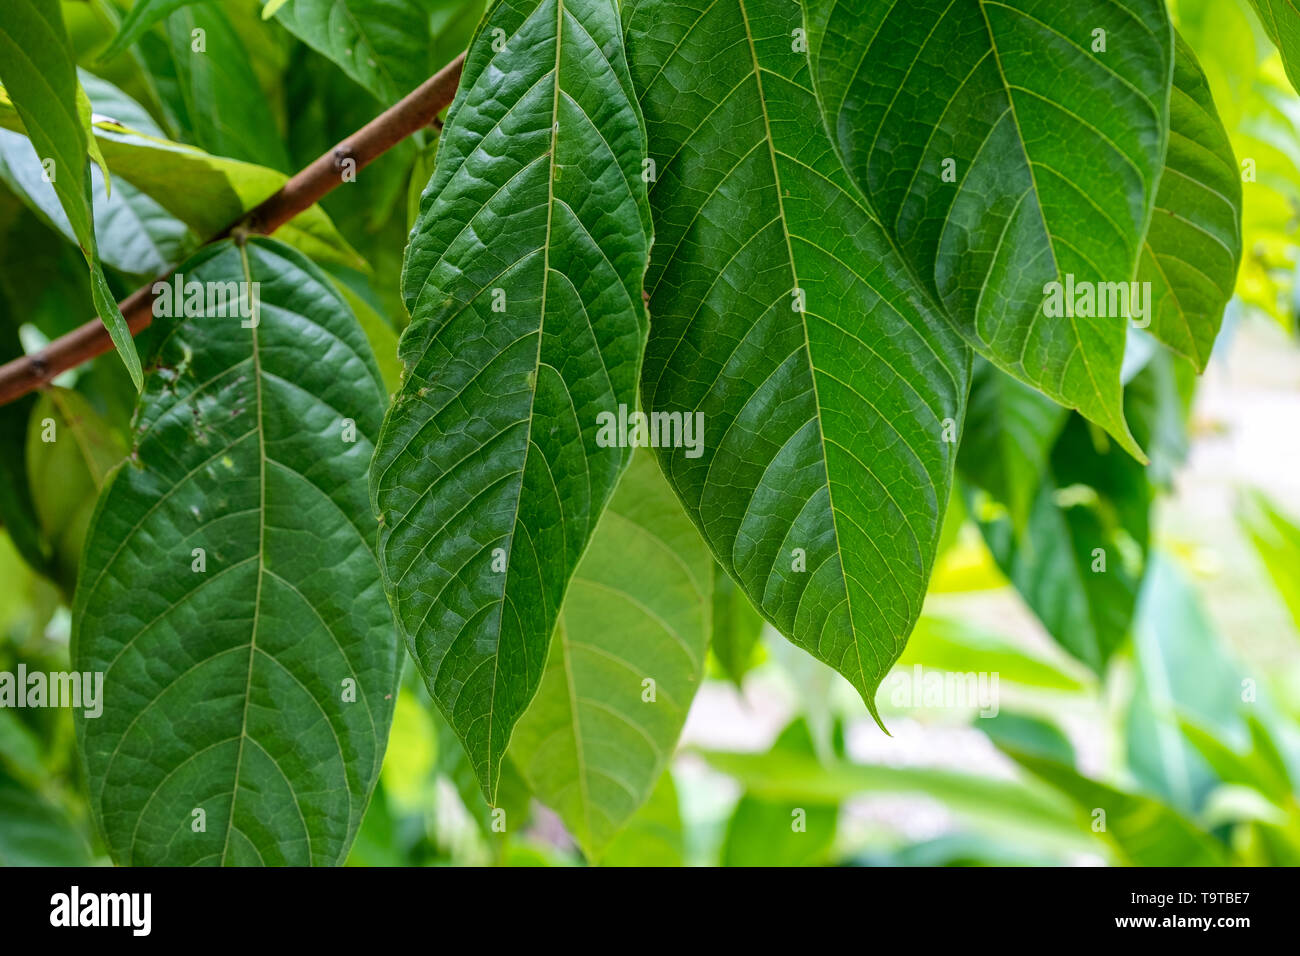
(509, 450, 711, 859)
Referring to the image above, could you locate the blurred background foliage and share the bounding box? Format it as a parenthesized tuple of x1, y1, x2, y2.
(1, 0, 1299, 866)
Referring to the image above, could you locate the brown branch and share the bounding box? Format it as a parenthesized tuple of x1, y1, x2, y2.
(0, 53, 465, 407)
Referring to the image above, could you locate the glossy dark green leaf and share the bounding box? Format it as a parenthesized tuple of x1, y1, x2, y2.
(805, 0, 1178, 458)
(371, 0, 652, 799)
(1138, 34, 1242, 369)
(74, 238, 398, 865)
(624, 0, 970, 722)
(509, 450, 710, 859)
(0, 0, 142, 387)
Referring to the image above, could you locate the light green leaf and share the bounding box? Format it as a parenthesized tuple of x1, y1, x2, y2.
(1248, 0, 1300, 95)
(0, 0, 142, 387)
(598, 770, 683, 867)
(805, 0, 1179, 459)
(624, 0, 970, 723)
(1239, 488, 1300, 634)
(722, 720, 837, 866)
(0, 129, 198, 276)
(371, 0, 652, 800)
(509, 450, 710, 860)
(897, 616, 1089, 693)
(998, 747, 1229, 866)
(26, 387, 125, 593)
(73, 238, 398, 865)
(1138, 33, 1242, 369)
(0, 86, 364, 269)
(1126, 553, 1244, 812)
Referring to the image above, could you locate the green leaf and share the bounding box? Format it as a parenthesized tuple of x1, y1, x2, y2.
(599, 771, 683, 867)
(977, 386, 1155, 673)
(1137, 33, 1242, 369)
(509, 450, 710, 860)
(73, 238, 398, 865)
(958, 358, 1066, 531)
(1126, 553, 1244, 812)
(997, 748, 1228, 866)
(805, 0, 1179, 459)
(721, 720, 837, 866)
(1248, 0, 1300, 95)
(0, 0, 142, 387)
(0, 770, 93, 866)
(1179, 716, 1293, 807)
(897, 616, 1089, 693)
(101, 0, 210, 61)
(26, 387, 125, 593)
(710, 562, 764, 688)
(166, 3, 291, 171)
(371, 0, 651, 800)
(1239, 488, 1300, 633)
(624, 0, 970, 722)
(0, 129, 198, 276)
(269, 0, 437, 104)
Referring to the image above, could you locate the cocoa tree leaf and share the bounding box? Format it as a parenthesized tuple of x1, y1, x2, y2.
(74, 238, 398, 865)
(371, 0, 652, 799)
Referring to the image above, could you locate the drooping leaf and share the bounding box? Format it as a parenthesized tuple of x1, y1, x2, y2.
(805, 0, 1179, 458)
(975, 356, 1165, 673)
(166, 2, 291, 171)
(0, 0, 142, 387)
(74, 238, 398, 865)
(509, 450, 710, 860)
(371, 0, 652, 799)
(1137, 33, 1242, 369)
(269, 0, 437, 105)
(623, 0, 970, 722)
